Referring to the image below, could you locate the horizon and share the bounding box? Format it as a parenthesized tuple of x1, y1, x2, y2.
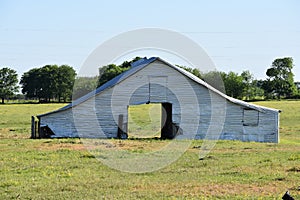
(1, 0, 299, 81)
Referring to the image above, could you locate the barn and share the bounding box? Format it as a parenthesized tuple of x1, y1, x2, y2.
(36, 57, 280, 143)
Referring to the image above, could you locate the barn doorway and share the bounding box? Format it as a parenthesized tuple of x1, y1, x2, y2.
(161, 103, 173, 139)
(127, 103, 173, 139)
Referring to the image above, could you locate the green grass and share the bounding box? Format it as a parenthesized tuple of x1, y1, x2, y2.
(0, 103, 66, 139)
(253, 100, 300, 143)
(128, 104, 161, 138)
(0, 101, 299, 199)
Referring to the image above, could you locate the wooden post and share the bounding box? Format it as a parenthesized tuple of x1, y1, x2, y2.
(37, 120, 41, 138)
(34, 121, 38, 139)
(31, 116, 35, 139)
(117, 114, 124, 139)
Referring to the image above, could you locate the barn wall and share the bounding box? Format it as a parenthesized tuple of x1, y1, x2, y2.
(39, 59, 279, 142)
(109, 59, 202, 138)
(39, 109, 77, 137)
(218, 101, 279, 143)
(48, 59, 203, 139)
(257, 110, 279, 143)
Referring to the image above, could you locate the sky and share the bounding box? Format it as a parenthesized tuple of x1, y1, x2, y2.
(0, 0, 299, 81)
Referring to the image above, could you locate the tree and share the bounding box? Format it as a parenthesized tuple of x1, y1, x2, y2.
(56, 65, 76, 102)
(72, 76, 98, 100)
(295, 82, 300, 97)
(260, 79, 275, 99)
(98, 64, 129, 87)
(176, 65, 203, 79)
(0, 67, 19, 103)
(240, 70, 262, 100)
(20, 65, 76, 102)
(20, 66, 55, 102)
(39, 65, 59, 101)
(202, 71, 225, 93)
(221, 71, 245, 99)
(97, 57, 141, 87)
(266, 57, 297, 99)
(250, 79, 265, 100)
(20, 68, 41, 100)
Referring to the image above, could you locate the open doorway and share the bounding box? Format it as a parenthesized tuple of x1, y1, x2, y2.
(127, 103, 174, 139)
(161, 103, 173, 139)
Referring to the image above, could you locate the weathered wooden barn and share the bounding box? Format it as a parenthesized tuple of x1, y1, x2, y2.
(36, 57, 280, 143)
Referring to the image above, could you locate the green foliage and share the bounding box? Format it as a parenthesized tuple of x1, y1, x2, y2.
(177, 66, 227, 93)
(97, 57, 141, 87)
(240, 70, 265, 100)
(93, 57, 297, 101)
(72, 76, 99, 100)
(221, 71, 245, 99)
(265, 57, 297, 99)
(176, 65, 202, 79)
(98, 64, 130, 87)
(20, 65, 76, 102)
(177, 66, 264, 100)
(0, 67, 19, 104)
(56, 65, 77, 102)
(202, 71, 225, 93)
(294, 82, 300, 98)
(177, 59, 298, 100)
(241, 70, 253, 100)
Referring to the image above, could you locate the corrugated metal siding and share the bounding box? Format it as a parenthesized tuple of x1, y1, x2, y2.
(129, 83, 149, 105)
(73, 96, 106, 138)
(149, 76, 167, 102)
(259, 111, 279, 143)
(40, 59, 279, 143)
(40, 109, 78, 137)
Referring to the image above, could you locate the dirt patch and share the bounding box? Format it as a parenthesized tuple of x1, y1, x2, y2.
(80, 139, 170, 152)
(35, 142, 86, 151)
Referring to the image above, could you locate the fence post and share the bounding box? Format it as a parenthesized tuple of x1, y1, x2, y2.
(31, 116, 35, 139)
(117, 114, 124, 139)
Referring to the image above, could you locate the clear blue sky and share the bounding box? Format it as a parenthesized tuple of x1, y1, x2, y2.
(1, 0, 299, 81)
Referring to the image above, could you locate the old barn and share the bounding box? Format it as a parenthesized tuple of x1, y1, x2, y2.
(36, 57, 280, 143)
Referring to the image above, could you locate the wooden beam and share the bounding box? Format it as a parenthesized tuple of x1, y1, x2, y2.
(31, 116, 35, 139)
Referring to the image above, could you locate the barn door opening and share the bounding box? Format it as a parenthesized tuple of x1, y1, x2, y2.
(128, 103, 161, 139)
(127, 103, 174, 139)
(161, 103, 173, 139)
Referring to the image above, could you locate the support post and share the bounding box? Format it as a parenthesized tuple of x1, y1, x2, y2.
(31, 116, 35, 139)
(117, 114, 124, 139)
(34, 121, 38, 139)
(37, 118, 41, 138)
(117, 114, 127, 139)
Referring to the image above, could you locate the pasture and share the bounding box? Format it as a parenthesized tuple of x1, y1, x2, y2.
(0, 101, 299, 199)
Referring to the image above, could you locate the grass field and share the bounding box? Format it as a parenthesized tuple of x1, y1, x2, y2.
(128, 104, 161, 138)
(0, 101, 299, 199)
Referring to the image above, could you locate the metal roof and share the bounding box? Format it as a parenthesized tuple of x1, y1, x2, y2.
(38, 57, 280, 117)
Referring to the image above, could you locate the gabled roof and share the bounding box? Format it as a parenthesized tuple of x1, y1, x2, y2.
(38, 57, 279, 117)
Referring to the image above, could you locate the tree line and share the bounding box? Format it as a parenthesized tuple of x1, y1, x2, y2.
(0, 57, 299, 104)
(96, 56, 299, 100)
(0, 65, 76, 103)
